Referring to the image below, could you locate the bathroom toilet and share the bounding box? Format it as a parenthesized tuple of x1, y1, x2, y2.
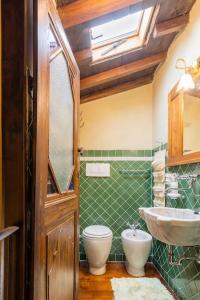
(83, 225, 113, 275)
(121, 229, 152, 276)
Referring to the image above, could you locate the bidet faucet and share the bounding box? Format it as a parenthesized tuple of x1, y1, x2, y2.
(127, 222, 140, 236)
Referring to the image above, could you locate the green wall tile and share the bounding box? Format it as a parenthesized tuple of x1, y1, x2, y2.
(153, 146, 200, 300)
(80, 158, 152, 260)
(80, 147, 200, 300)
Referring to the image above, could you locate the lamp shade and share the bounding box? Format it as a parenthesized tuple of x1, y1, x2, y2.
(177, 73, 195, 91)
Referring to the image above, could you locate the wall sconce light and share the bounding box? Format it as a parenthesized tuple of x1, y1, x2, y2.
(176, 58, 200, 91)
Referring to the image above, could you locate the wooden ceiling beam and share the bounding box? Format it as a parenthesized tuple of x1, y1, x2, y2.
(153, 14, 189, 38)
(74, 48, 92, 65)
(81, 75, 153, 103)
(58, 0, 144, 29)
(74, 14, 188, 65)
(80, 52, 166, 91)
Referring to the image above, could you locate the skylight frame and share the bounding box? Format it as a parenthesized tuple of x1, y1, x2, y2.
(91, 6, 156, 64)
(90, 11, 144, 50)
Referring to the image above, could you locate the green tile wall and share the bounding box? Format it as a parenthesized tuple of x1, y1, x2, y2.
(80, 147, 200, 300)
(80, 150, 152, 261)
(153, 146, 200, 300)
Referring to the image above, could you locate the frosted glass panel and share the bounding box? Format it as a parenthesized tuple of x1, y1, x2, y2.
(49, 51, 74, 192)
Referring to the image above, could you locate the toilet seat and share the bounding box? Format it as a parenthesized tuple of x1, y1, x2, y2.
(83, 225, 112, 238)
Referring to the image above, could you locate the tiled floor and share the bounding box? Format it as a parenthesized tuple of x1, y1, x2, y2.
(79, 262, 178, 300)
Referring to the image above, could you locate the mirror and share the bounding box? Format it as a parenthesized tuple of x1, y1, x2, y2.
(168, 73, 200, 166)
(183, 93, 200, 155)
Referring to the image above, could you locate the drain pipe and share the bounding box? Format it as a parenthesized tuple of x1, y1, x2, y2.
(168, 245, 200, 266)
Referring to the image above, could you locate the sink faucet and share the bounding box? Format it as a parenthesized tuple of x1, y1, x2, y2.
(127, 222, 140, 236)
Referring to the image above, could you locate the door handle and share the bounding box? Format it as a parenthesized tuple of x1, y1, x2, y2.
(78, 146, 83, 155)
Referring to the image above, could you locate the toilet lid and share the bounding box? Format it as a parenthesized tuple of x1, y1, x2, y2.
(83, 225, 112, 238)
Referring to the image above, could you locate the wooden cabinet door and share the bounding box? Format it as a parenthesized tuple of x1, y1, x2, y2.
(47, 216, 75, 300)
(32, 1, 80, 299)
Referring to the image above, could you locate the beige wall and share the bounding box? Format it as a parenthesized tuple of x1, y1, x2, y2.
(80, 84, 153, 150)
(80, 1, 200, 150)
(153, 0, 200, 146)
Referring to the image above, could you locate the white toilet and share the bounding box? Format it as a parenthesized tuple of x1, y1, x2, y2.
(121, 229, 152, 276)
(82, 225, 113, 275)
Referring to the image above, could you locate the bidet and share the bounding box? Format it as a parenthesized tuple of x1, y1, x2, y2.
(121, 229, 152, 276)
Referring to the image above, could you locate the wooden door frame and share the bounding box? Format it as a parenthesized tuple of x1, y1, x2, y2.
(1, 1, 80, 298)
(0, 1, 4, 298)
(1, 0, 28, 299)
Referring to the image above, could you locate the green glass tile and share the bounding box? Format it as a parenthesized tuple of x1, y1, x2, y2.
(131, 150, 139, 157)
(115, 254, 123, 261)
(94, 150, 101, 156)
(121, 150, 128, 157)
(108, 150, 115, 156)
(108, 254, 115, 261)
(139, 150, 145, 156)
(80, 254, 86, 261)
(145, 150, 152, 157)
(86, 150, 93, 156)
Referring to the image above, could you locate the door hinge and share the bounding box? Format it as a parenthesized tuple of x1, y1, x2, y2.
(26, 67, 34, 130)
(26, 67, 34, 98)
(28, 74, 34, 95)
(27, 208, 31, 232)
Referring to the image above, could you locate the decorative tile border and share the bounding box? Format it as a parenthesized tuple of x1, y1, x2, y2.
(80, 156, 153, 161)
(82, 149, 153, 157)
(152, 143, 168, 155)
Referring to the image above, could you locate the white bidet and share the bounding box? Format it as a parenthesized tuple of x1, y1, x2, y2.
(121, 229, 152, 276)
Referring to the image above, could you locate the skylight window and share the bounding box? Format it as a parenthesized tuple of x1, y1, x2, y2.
(90, 6, 155, 63)
(91, 11, 143, 47)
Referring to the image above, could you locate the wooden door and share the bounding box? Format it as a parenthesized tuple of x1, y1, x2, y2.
(32, 1, 80, 299)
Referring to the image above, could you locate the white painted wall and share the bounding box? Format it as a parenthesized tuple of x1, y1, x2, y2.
(80, 84, 153, 150)
(153, 0, 200, 146)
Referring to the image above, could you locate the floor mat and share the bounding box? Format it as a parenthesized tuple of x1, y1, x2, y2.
(111, 277, 174, 300)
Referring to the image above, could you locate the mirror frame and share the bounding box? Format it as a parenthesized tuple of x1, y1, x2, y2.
(167, 82, 200, 166)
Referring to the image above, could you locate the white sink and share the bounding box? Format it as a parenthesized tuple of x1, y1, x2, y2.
(139, 207, 200, 246)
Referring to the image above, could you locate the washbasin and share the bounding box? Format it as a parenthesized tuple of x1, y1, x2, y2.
(139, 207, 200, 246)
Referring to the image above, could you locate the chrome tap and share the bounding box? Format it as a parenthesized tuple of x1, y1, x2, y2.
(127, 222, 140, 236)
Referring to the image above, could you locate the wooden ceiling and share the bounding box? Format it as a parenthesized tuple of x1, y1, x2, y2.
(57, 0, 196, 103)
